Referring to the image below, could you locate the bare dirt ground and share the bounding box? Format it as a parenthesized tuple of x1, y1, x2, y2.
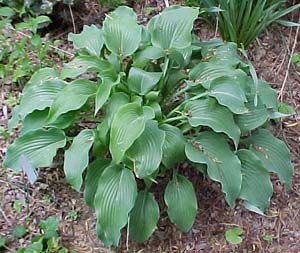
(1, 1, 300, 252)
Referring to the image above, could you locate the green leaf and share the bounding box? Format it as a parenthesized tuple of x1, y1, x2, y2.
(185, 132, 242, 207)
(25, 67, 59, 89)
(97, 92, 129, 146)
(164, 174, 197, 232)
(68, 25, 104, 57)
(47, 80, 97, 123)
(0, 236, 6, 248)
(24, 240, 43, 253)
(237, 149, 273, 212)
(129, 191, 160, 242)
(126, 120, 165, 178)
(243, 129, 293, 190)
(257, 80, 278, 109)
(95, 74, 122, 115)
(160, 124, 186, 168)
(60, 56, 116, 79)
(133, 46, 165, 68)
(225, 227, 243, 245)
(208, 77, 248, 114)
(110, 103, 154, 163)
(150, 6, 199, 49)
(94, 165, 137, 246)
(235, 96, 269, 133)
(185, 98, 240, 148)
(64, 129, 95, 191)
(12, 225, 27, 239)
(39, 216, 59, 239)
(4, 129, 66, 172)
(84, 158, 110, 207)
(0, 7, 15, 17)
(18, 80, 66, 120)
(128, 67, 162, 95)
(21, 109, 76, 136)
(103, 6, 142, 58)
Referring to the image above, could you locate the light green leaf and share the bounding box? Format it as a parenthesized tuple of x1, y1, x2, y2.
(150, 6, 199, 50)
(60, 56, 116, 79)
(160, 124, 186, 168)
(164, 174, 197, 232)
(185, 132, 242, 207)
(68, 25, 104, 57)
(64, 129, 95, 191)
(47, 79, 97, 123)
(237, 149, 273, 212)
(4, 129, 66, 172)
(185, 98, 240, 148)
(94, 165, 137, 246)
(0, 7, 15, 17)
(243, 129, 293, 190)
(128, 67, 162, 95)
(103, 6, 142, 58)
(235, 96, 269, 133)
(225, 227, 243, 245)
(18, 80, 66, 120)
(12, 225, 27, 239)
(84, 158, 110, 207)
(127, 120, 165, 178)
(208, 77, 248, 114)
(110, 103, 155, 163)
(129, 190, 160, 242)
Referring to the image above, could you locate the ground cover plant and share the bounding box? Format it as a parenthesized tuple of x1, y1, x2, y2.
(201, 0, 300, 48)
(3, 5, 294, 249)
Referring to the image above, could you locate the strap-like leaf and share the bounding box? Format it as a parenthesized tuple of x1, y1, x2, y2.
(94, 165, 137, 246)
(47, 79, 97, 123)
(103, 6, 142, 58)
(84, 158, 110, 207)
(129, 191, 160, 242)
(110, 103, 155, 163)
(126, 120, 165, 178)
(127, 67, 162, 95)
(150, 6, 199, 50)
(64, 129, 95, 191)
(4, 129, 66, 172)
(185, 131, 242, 207)
(185, 98, 240, 148)
(237, 149, 273, 213)
(243, 129, 293, 190)
(164, 174, 197, 232)
(160, 124, 186, 168)
(68, 25, 104, 57)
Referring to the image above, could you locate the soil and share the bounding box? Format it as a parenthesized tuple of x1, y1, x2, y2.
(1, 1, 300, 252)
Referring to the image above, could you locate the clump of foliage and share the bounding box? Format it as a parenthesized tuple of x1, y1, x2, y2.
(98, 0, 126, 8)
(0, 0, 78, 16)
(0, 8, 65, 84)
(1, 217, 72, 252)
(201, 0, 300, 48)
(4, 5, 293, 248)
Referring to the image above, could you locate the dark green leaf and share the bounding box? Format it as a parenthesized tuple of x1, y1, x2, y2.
(94, 165, 137, 246)
(64, 129, 95, 191)
(129, 191, 160, 242)
(164, 174, 197, 232)
(185, 132, 242, 207)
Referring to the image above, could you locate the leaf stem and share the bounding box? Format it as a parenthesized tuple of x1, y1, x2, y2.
(162, 115, 186, 124)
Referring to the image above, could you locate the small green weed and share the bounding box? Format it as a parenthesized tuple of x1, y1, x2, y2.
(225, 227, 244, 245)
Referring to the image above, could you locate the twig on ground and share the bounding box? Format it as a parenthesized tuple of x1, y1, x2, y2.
(68, 4, 77, 34)
(278, 17, 300, 102)
(0, 206, 11, 226)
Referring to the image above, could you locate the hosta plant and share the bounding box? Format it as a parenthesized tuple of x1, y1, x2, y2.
(4, 5, 294, 248)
